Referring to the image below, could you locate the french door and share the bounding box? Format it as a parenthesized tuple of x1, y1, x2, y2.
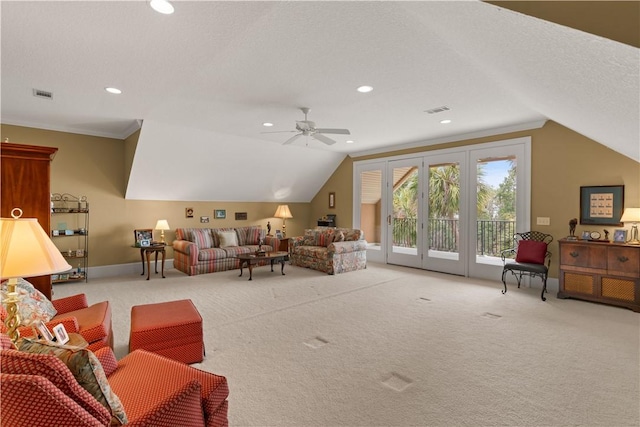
(354, 137, 530, 280)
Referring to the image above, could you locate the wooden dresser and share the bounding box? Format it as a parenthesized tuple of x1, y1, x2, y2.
(558, 239, 640, 312)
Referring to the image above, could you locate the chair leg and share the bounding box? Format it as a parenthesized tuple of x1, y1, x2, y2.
(541, 275, 547, 301)
(501, 270, 508, 294)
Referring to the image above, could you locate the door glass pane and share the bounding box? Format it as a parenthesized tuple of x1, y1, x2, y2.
(428, 162, 460, 260)
(360, 170, 382, 250)
(392, 166, 418, 254)
(476, 157, 517, 259)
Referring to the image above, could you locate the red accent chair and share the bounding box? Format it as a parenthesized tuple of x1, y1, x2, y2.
(0, 341, 229, 427)
(0, 293, 113, 352)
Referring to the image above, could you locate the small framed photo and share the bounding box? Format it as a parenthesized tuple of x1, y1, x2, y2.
(215, 209, 226, 219)
(52, 230, 59, 236)
(185, 207, 194, 218)
(275, 230, 284, 239)
(36, 321, 55, 342)
(613, 229, 627, 243)
(200, 216, 209, 223)
(329, 192, 336, 209)
(64, 229, 74, 236)
(581, 231, 591, 240)
(52, 323, 69, 345)
(140, 239, 151, 247)
(134, 229, 153, 245)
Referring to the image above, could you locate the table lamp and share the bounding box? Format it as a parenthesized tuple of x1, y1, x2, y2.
(620, 208, 640, 245)
(155, 219, 170, 244)
(1, 208, 72, 342)
(274, 205, 293, 237)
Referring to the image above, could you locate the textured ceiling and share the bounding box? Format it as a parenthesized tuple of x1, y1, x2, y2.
(1, 1, 638, 202)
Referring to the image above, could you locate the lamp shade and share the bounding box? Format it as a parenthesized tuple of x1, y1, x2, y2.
(620, 208, 640, 223)
(274, 205, 293, 219)
(155, 219, 171, 230)
(1, 211, 71, 279)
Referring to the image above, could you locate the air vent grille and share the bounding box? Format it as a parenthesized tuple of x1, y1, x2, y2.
(33, 89, 53, 100)
(425, 106, 450, 114)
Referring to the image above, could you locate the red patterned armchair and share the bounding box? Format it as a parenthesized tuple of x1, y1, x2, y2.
(1, 293, 112, 352)
(0, 337, 229, 427)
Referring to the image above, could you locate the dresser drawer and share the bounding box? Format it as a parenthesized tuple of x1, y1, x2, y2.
(560, 243, 607, 269)
(608, 246, 640, 277)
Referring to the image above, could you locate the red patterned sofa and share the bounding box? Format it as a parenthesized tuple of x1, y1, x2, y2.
(0, 335, 229, 427)
(290, 227, 367, 274)
(173, 226, 285, 276)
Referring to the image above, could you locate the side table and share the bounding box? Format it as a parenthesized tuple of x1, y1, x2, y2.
(133, 244, 167, 280)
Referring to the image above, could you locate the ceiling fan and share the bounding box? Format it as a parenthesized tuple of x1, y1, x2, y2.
(263, 107, 350, 145)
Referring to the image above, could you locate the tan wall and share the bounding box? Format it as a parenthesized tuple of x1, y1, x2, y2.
(3, 120, 639, 280)
(0, 124, 310, 267)
(342, 120, 640, 278)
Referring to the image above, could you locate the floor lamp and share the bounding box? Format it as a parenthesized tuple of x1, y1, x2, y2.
(1, 208, 71, 343)
(274, 205, 293, 237)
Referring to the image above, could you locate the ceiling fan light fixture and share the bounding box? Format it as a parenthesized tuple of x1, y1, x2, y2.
(150, 0, 174, 14)
(357, 85, 373, 93)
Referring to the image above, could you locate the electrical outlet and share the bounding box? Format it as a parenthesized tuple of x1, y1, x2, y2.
(536, 217, 550, 226)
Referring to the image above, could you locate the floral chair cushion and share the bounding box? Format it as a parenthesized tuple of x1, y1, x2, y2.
(0, 278, 57, 326)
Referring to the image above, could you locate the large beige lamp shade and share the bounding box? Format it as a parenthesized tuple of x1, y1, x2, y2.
(155, 219, 170, 244)
(274, 205, 293, 237)
(1, 208, 72, 342)
(620, 208, 640, 245)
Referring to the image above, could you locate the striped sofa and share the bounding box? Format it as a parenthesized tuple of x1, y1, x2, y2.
(173, 227, 282, 276)
(290, 227, 367, 274)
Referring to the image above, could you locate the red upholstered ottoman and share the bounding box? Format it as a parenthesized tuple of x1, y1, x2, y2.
(130, 299, 204, 364)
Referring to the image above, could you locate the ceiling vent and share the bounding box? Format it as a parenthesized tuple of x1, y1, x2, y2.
(32, 88, 53, 100)
(425, 106, 450, 114)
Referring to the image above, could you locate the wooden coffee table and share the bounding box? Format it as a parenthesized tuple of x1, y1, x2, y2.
(236, 251, 289, 281)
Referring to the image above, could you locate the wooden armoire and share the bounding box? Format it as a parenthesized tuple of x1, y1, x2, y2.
(1, 142, 58, 299)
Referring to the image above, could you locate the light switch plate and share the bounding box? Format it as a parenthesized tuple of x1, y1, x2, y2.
(536, 217, 550, 226)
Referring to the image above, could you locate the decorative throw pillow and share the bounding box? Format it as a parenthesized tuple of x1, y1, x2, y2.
(236, 226, 262, 246)
(218, 230, 239, 247)
(190, 229, 213, 249)
(317, 230, 335, 247)
(515, 240, 547, 265)
(0, 278, 57, 326)
(18, 338, 128, 425)
(333, 231, 345, 243)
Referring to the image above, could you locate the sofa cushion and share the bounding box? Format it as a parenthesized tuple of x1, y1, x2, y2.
(333, 231, 345, 242)
(218, 231, 239, 247)
(197, 248, 229, 262)
(59, 301, 111, 347)
(294, 246, 330, 260)
(191, 229, 213, 249)
(17, 338, 127, 425)
(236, 226, 262, 246)
(1, 278, 57, 325)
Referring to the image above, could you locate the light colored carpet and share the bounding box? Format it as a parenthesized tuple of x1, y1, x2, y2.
(54, 262, 640, 427)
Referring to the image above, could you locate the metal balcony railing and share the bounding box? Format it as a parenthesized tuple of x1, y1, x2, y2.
(391, 218, 516, 257)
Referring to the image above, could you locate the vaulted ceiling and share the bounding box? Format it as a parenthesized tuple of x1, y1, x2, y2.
(2, 1, 638, 202)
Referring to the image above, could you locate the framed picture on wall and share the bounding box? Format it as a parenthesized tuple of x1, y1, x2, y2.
(580, 185, 624, 226)
(215, 209, 226, 219)
(329, 192, 335, 209)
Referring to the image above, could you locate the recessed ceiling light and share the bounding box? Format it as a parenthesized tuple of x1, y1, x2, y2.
(150, 0, 174, 14)
(440, 119, 452, 124)
(105, 87, 122, 94)
(357, 85, 373, 93)
(262, 122, 274, 127)
(346, 140, 354, 144)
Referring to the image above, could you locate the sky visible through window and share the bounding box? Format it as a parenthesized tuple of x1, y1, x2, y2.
(481, 159, 512, 188)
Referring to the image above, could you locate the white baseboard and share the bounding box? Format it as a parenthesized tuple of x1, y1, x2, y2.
(85, 259, 175, 279)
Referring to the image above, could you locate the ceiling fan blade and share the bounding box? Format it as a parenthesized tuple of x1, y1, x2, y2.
(261, 130, 297, 134)
(283, 133, 303, 145)
(312, 133, 337, 145)
(315, 128, 350, 135)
